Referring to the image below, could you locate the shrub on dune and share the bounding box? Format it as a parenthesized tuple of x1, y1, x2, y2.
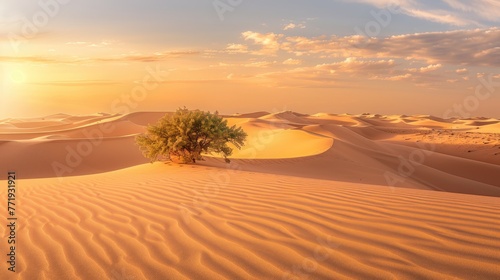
(136, 107, 247, 164)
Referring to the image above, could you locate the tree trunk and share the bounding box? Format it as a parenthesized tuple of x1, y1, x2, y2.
(169, 150, 200, 164)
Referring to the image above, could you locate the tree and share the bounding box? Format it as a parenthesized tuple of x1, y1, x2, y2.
(136, 108, 247, 164)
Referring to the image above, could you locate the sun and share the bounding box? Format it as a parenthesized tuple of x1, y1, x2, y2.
(9, 68, 27, 84)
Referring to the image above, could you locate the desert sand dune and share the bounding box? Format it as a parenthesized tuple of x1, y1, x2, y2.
(231, 111, 270, 118)
(0, 136, 148, 178)
(114, 112, 171, 126)
(476, 123, 500, 133)
(1, 111, 499, 192)
(309, 113, 363, 127)
(0, 163, 499, 280)
(0, 121, 145, 141)
(0, 111, 499, 279)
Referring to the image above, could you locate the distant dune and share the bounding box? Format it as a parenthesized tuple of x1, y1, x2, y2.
(0, 111, 499, 279)
(1, 111, 499, 196)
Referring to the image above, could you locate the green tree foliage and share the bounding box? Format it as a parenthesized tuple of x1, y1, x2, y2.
(136, 108, 247, 164)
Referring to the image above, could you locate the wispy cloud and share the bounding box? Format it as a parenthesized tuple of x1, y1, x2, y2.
(242, 61, 277, 68)
(65, 40, 115, 48)
(0, 51, 200, 64)
(343, 0, 499, 26)
(257, 57, 398, 87)
(26, 80, 121, 86)
(441, 0, 500, 22)
(403, 8, 477, 26)
(65, 41, 90, 45)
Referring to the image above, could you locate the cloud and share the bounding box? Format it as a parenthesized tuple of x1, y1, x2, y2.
(245, 28, 500, 67)
(342, 0, 499, 26)
(441, 0, 500, 22)
(65, 41, 89, 45)
(242, 61, 276, 68)
(65, 40, 115, 48)
(0, 51, 200, 64)
(367, 28, 500, 66)
(374, 73, 412, 81)
(27, 80, 121, 86)
(117, 51, 199, 62)
(408, 64, 442, 73)
(223, 28, 498, 88)
(257, 57, 398, 87)
(283, 58, 302, 65)
(403, 8, 476, 26)
(322, 57, 396, 72)
(242, 31, 283, 55)
(283, 22, 306, 31)
(225, 44, 248, 54)
(209, 60, 276, 68)
(256, 67, 340, 88)
(257, 57, 457, 88)
(456, 68, 468, 74)
(0, 56, 59, 63)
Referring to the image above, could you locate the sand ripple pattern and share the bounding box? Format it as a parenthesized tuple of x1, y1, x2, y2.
(1, 164, 499, 280)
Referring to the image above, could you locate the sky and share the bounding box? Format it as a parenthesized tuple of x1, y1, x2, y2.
(1, 0, 499, 118)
